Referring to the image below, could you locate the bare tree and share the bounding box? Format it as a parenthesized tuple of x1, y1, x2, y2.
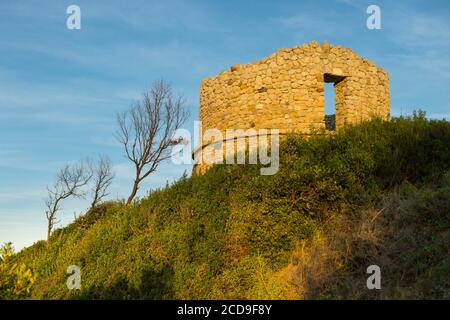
(115, 80, 189, 205)
(45, 161, 92, 242)
(89, 155, 115, 210)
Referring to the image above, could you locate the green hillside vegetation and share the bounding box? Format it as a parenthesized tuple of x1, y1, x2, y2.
(6, 112, 450, 299)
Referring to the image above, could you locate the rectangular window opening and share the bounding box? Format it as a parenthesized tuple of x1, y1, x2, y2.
(324, 82, 336, 131)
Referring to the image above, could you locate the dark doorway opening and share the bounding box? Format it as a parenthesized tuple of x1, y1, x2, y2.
(324, 83, 335, 131)
(324, 73, 345, 131)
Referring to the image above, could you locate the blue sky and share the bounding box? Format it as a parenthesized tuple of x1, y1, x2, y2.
(1, 0, 449, 250)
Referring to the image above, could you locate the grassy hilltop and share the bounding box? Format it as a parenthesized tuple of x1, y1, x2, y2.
(6, 113, 450, 299)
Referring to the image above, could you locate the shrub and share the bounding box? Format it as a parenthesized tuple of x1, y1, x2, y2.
(0, 243, 36, 299)
(9, 115, 450, 299)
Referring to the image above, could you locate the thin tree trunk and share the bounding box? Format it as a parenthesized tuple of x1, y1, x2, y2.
(126, 179, 140, 205)
(46, 223, 52, 248)
(115, 80, 188, 207)
(90, 191, 99, 211)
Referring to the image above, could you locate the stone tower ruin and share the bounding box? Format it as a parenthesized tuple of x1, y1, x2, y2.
(193, 41, 390, 173)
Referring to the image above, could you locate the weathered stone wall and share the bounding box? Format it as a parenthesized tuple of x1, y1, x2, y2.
(194, 41, 390, 172)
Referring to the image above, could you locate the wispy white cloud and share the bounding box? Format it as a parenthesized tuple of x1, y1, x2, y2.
(0, 72, 127, 109)
(270, 8, 360, 43)
(0, 157, 50, 172)
(91, 136, 122, 148)
(382, 6, 450, 82)
(387, 11, 450, 48)
(112, 162, 135, 181)
(0, 0, 215, 32)
(334, 0, 360, 7)
(0, 70, 135, 126)
(271, 13, 338, 36)
(0, 189, 47, 204)
(86, 0, 214, 32)
(386, 51, 450, 79)
(0, 148, 20, 157)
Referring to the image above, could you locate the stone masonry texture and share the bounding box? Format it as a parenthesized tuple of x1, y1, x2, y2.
(194, 41, 390, 173)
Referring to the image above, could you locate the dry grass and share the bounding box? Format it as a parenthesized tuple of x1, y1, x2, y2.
(279, 195, 396, 299)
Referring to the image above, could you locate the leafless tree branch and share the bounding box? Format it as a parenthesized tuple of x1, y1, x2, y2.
(89, 155, 115, 210)
(115, 79, 189, 205)
(45, 160, 92, 242)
